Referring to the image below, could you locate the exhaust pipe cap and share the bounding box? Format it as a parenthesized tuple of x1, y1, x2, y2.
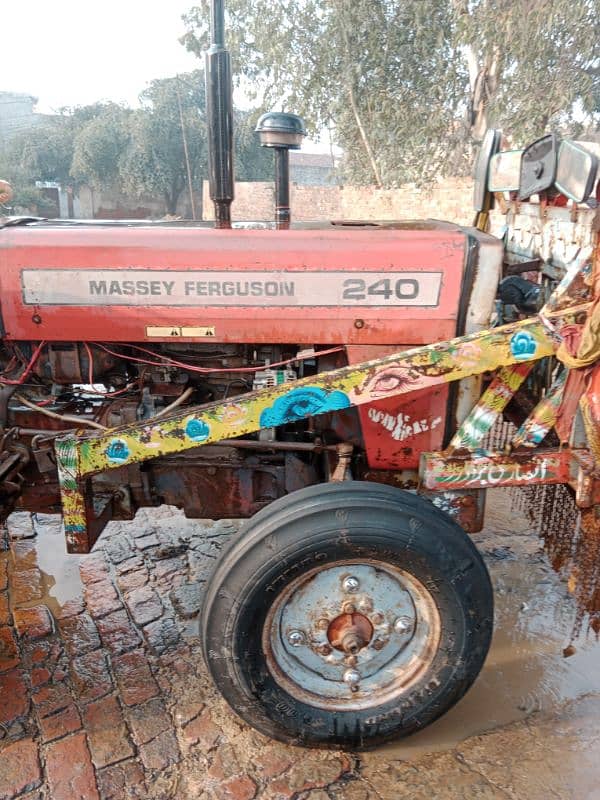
(255, 112, 306, 150)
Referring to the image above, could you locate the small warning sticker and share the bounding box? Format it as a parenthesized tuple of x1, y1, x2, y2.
(146, 326, 216, 338)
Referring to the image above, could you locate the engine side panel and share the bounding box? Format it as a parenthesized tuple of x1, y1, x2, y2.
(0, 226, 466, 345)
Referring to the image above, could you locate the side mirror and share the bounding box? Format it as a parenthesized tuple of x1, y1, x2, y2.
(488, 150, 523, 193)
(519, 133, 559, 200)
(473, 129, 502, 211)
(555, 140, 598, 204)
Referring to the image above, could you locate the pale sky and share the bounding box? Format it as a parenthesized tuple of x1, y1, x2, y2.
(5, 0, 333, 152)
(5, 0, 206, 112)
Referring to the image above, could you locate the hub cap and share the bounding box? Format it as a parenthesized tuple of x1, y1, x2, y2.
(263, 560, 441, 710)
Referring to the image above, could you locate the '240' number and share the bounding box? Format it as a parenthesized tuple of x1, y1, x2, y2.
(342, 278, 419, 301)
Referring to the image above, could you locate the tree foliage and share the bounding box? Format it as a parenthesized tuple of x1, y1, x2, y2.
(1, 71, 272, 215)
(71, 103, 132, 187)
(7, 118, 76, 186)
(182, 0, 600, 186)
(117, 73, 208, 213)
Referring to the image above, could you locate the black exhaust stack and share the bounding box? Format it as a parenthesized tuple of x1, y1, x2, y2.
(206, 0, 234, 228)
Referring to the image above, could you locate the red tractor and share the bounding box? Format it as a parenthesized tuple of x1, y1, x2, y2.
(0, 1, 598, 749)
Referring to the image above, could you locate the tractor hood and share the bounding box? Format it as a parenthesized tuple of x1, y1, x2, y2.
(0, 221, 500, 346)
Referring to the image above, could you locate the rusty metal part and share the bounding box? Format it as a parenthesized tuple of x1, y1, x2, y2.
(32, 343, 121, 385)
(0, 431, 31, 521)
(424, 488, 486, 533)
(149, 449, 318, 520)
(14, 394, 107, 430)
(96, 398, 139, 429)
(151, 386, 194, 419)
(512, 479, 600, 636)
(20, 428, 78, 438)
(216, 439, 339, 453)
(571, 507, 600, 635)
(327, 613, 373, 654)
(503, 256, 542, 276)
(330, 442, 353, 482)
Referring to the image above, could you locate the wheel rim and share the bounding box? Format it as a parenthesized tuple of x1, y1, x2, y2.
(262, 559, 441, 711)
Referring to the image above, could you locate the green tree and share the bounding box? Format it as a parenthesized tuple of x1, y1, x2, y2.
(457, 0, 600, 144)
(71, 103, 132, 186)
(1, 71, 281, 217)
(233, 108, 273, 180)
(0, 113, 83, 213)
(117, 72, 207, 215)
(0, 155, 55, 215)
(0, 103, 118, 211)
(182, 0, 600, 187)
(7, 116, 77, 186)
(117, 71, 272, 213)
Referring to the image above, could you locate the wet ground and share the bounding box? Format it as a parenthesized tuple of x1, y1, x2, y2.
(0, 490, 599, 799)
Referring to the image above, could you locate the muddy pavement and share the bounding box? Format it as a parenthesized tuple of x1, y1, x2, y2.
(0, 490, 598, 800)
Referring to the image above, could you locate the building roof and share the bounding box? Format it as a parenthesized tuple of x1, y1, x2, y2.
(289, 152, 335, 169)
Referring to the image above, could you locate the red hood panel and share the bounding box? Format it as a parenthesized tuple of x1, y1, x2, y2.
(0, 226, 466, 344)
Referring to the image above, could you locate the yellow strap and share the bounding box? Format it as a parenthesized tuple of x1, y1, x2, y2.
(556, 300, 600, 369)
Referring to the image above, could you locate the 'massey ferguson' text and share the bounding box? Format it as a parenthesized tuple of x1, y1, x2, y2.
(88, 279, 296, 297)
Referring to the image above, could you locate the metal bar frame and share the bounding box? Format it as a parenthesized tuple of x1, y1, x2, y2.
(54, 229, 600, 553)
(56, 317, 557, 549)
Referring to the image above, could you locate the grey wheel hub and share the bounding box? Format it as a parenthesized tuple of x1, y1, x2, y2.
(263, 560, 441, 711)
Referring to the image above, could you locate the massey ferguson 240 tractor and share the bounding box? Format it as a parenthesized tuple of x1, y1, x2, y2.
(1, 1, 599, 749)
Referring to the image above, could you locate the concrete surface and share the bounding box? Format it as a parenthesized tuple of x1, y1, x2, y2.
(0, 490, 598, 799)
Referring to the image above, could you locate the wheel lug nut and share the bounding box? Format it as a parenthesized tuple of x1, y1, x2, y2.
(343, 602, 356, 614)
(394, 616, 413, 634)
(372, 638, 385, 651)
(358, 597, 373, 612)
(343, 576, 360, 593)
(287, 630, 306, 647)
(345, 655, 358, 666)
(371, 612, 384, 625)
(317, 644, 332, 656)
(316, 618, 329, 630)
(343, 669, 361, 687)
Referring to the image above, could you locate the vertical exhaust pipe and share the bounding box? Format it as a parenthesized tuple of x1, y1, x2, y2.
(255, 112, 306, 229)
(206, 0, 234, 228)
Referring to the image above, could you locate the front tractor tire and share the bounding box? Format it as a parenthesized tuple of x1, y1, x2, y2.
(201, 482, 493, 749)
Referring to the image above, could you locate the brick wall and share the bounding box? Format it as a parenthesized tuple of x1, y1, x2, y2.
(340, 178, 473, 225)
(202, 177, 474, 225)
(201, 181, 341, 222)
(74, 185, 203, 220)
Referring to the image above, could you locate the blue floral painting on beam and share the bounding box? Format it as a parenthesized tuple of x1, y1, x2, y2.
(185, 418, 211, 442)
(510, 331, 537, 360)
(260, 386, 351, 427)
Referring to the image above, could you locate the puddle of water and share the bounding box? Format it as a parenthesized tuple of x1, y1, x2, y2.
(23, 514, 83, 612)
(376, 504, 599, 759)
(7, 498, 599, 760)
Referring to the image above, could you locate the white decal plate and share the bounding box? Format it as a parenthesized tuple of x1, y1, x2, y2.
(21, 269, 442, 308)
(146, 326, 216, 337)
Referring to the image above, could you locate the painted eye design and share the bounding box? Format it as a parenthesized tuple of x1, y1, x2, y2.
(105, 438, 130, 464)
(366, 368, 417, 397)
(260, 388, 351, 427)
